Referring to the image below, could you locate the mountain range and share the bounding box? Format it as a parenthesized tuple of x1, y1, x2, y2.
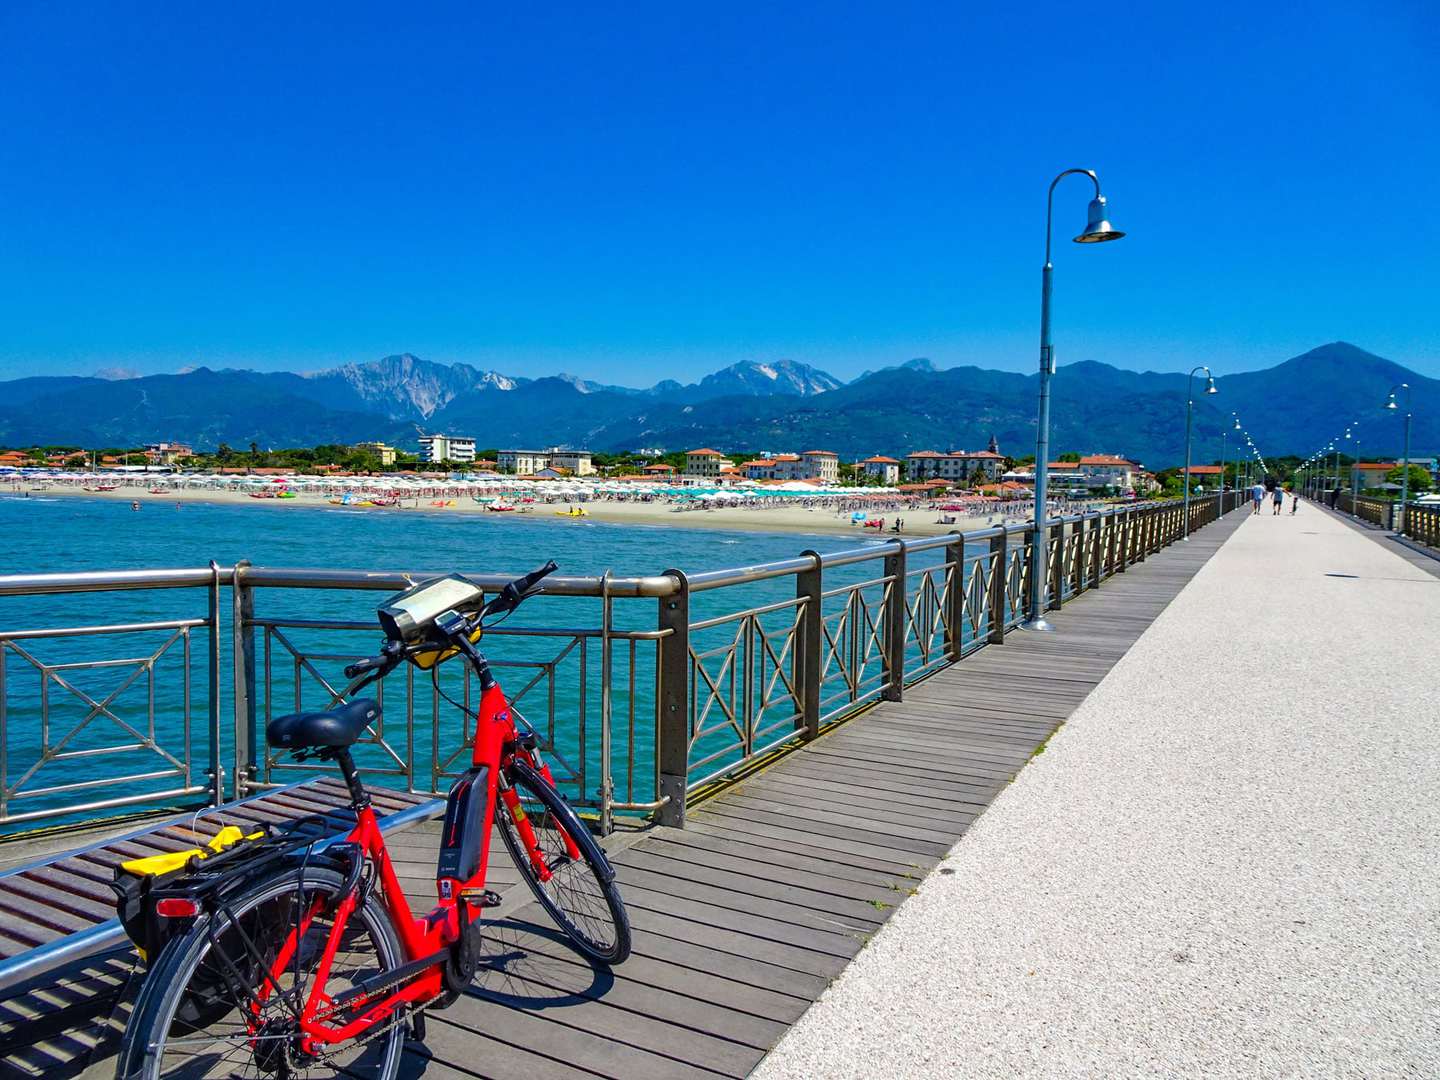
(0, 343, 1432, 468)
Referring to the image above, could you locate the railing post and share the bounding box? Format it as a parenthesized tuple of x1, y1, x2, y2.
(656, 569, 691, 828)
(795, 551, 823, 739)
(1074, 516, 1089, 595)
(1047, 522, 1064, 611)
(1088, 512, 1100, 584)
(944, 532, 965, 662)
(598, 574, 614, 836)
(883, 540, 906, 701)
(231, 561, 257, 799)
(988, 531, 1007, 644)
(1117, 507, 1130, 572)
(208, 561, 224, 806)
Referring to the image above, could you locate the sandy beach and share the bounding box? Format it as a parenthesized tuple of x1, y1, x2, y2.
(4, 481, 1036, 539)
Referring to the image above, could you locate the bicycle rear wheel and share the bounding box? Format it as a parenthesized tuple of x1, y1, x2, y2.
(496, 760, 632, 965)
(116, 867, 405, 1080)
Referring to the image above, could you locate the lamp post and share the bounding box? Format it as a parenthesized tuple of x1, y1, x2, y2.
(1335, 431, 1349, 505)
(1182, 366, 1217, 539)
(1022, 168, 1125, 632)
(1387, 383, 1413, 533)
(1350, 432, 1361, 516)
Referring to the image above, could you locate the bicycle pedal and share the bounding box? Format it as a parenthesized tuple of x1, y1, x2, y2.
(462, 888, 503, 908)
(410, 1011, 427, 1042)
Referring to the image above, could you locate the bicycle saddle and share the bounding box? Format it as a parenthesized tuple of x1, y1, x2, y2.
(267, 698, 378, 749)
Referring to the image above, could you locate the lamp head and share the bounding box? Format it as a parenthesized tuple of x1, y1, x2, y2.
(1206, 377, 1217, 395)
(1386, 396, 1397, 410)
(1073, 195, 1125, 243)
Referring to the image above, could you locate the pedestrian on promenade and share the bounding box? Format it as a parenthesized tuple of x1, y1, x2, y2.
(1290, 490, 1299, 515)
(1252, 482, 1265, 514)
(1272, 486, 1284, 515)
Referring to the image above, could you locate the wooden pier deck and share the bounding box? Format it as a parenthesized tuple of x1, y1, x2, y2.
(0, 513, 1243, 1079)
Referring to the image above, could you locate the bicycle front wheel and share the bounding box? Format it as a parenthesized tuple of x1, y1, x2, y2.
(497, 760, 632, 965)
(116, 866, 406, 1080)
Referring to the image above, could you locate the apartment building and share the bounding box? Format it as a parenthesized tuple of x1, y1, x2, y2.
(1075, 454, 1139, 489)
(354, 441, 397, 467)
(548, 449, 595, 476)
(419, 435, 477, 463)
(801, 450, 839, 483)
(497, 449, 551, 475)
(684, 448, 732, 479)
(904, 449, 1004, 485)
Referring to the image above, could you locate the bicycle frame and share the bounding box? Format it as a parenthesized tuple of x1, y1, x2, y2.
(263, 654, 579, 1055)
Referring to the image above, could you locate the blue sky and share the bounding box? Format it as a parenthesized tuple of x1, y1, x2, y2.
(1, 1, 1436, 384)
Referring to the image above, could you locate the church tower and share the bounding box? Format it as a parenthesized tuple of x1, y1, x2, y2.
(987, 433, 999, 455)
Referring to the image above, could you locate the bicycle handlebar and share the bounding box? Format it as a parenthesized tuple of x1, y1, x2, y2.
(345, 562, 560, 680)
(486, 560, 559, 616)
(343, 640, 404, 679)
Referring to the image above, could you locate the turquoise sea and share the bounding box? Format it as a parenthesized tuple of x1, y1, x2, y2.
(0, 495, 947, 830)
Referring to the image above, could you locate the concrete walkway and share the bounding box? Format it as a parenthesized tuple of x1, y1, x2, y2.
(756, 502, 1440, 1079)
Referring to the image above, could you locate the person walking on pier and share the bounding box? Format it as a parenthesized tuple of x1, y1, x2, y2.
(1272, 486, 1285, 515)
(1251, 482, 1265, 514)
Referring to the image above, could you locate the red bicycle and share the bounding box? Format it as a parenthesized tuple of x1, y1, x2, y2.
(114, 562, 630, 1079)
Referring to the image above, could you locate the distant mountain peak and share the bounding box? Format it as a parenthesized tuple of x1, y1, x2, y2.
(855, 357, 938, 381)
(690, 359, 842, 399)
(93, 366, 142, 381)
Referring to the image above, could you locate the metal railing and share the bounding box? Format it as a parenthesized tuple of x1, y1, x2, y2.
(0, 493, 1242, 833)
(1402, 501, 1440, 549)
(1334, 492, 1399, 530)
(0, 567, 225, 827)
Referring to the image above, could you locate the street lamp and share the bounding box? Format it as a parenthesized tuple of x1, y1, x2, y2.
(1023, 168, 1125, 633)
(1387, 383, 1413, 533)
(1350, 431, 1362, 516)
(1182, 366, 1217, 538)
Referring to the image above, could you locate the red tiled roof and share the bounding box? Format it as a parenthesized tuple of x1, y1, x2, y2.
(1078, 454, 1137, 466)
(862, 456, 901, 464)
(802, 449, 837, 457)
(687, 448, 723, 456)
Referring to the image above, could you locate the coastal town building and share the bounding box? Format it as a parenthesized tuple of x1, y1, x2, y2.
(419, 435, 477, 463)
(354, 441, 397, 467)
(496, 448, 595, 476)
(1036, 462, 1090, 494)
(1352, 462, 1401, 488)
(642, 463, 678, 478)
(497, 449, 550, 474)
(905, 449, 1004, 485)
(738, 451, 839, 483)
(684, 448, 732, 479)
(1180, 464, 1223, 489)
(548, 449, 595, 476)
(144, 442, 193, 465)
(802, 450, 839, 483)
(858, 455, 901, 485)
(1076, 454, 1140, 489)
